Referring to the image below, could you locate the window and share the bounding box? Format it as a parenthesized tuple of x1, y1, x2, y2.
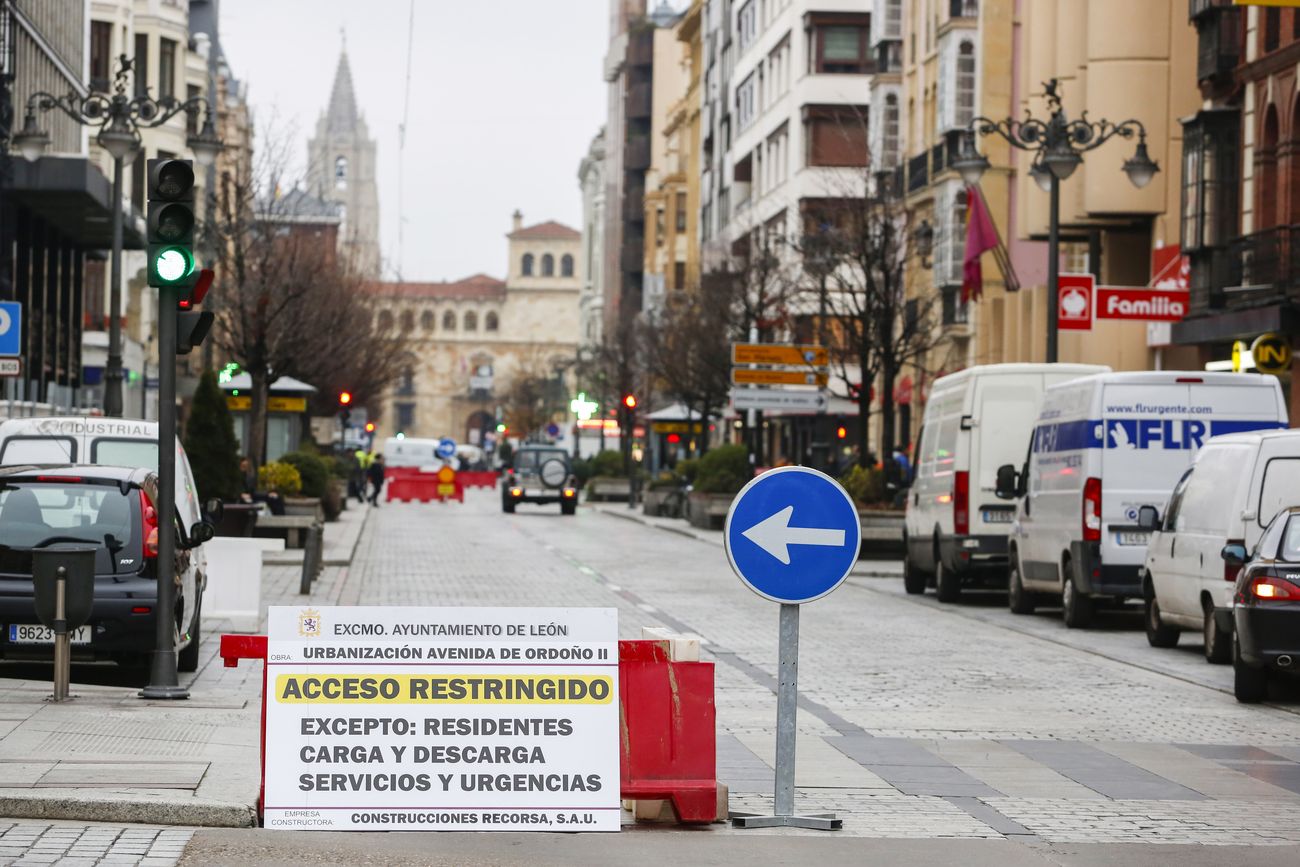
(134, 34, 149, 96)
(884, 0, 902, 39)
(955, 43, 976, 128)
(398, 367, 415, 395)
(1162, 468, 1193, 532)
(90, 21, 112, 91)
(737, 1, 758, 53)
(675, 192, 687, 232)
(378, 310, 394, 331)
(186, 85, 201, 135)
(561, 254, 574, 276)
(522, 253, 534, 275)
(485, 311, 499, 331)
(804, 105, 868, 167)
(396, 403, 416, 431)
(674, 261, 686, 289)
(812, 23, 869, 74)
(159, 38, 177, 99)
(334, 156, 347, 189)
(442, 310, 456, 330)
(542, 254, 555, 276)
(464, 311, 478, 331)
(883, 95, 900, 167)
(400, 310, 414, 332)
(1179, 110, 1239, 253)
(1258, 458, 1300, 529)
(737, 72, 757, 130)
(421, 310, 435, 330)
(1265, 8, 1280, 52)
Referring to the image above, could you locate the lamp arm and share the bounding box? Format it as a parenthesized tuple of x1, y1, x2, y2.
(969, 115, 1052, 152)
(131, 95, 214, 130)
(25, 90, 115, 127)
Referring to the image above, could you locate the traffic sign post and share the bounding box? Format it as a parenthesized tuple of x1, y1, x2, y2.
(723, 466, 858, 831)
(436, 437, 457, 460)
(0, 302, 22, 357)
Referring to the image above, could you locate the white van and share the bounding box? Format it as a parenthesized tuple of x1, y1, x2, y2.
(1003, 372, 1287, 628)
(1141, 429, 1300, 662)
(381, 437, 442, 470)
(904, 363, 1108, 601)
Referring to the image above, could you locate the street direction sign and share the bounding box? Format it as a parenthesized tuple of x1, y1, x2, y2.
(731, 388, 828, 413)
(724, 466, 860, 605)
(436, 437, 457, 459)
(0, 302, 21, 357)
(732, 368, 829, 387)
(0, 358, 20, 377)
(733, 343, 828, 367)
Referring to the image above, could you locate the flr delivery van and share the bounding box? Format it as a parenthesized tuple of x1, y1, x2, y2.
(1001, 371, 1287, 628)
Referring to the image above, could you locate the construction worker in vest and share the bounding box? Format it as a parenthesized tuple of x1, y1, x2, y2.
(351, 449, 374, 502)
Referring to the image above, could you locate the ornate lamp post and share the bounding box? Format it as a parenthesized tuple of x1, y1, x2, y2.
(950, 79, 1159, 363)
(11, 55, 221, 416)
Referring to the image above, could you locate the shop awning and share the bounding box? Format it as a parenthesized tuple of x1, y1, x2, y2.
(7, 156, 144, 249)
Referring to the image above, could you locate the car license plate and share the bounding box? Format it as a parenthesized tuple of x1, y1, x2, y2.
(8, 624, 91, 645)
(982, 509, 1013, 524)
(525, 489, 545, 497)
(1115, 531, 1150, 547)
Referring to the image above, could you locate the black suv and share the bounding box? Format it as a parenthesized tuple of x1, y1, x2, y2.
(0, 465, 214, 671)
(503, 447, 578, 515)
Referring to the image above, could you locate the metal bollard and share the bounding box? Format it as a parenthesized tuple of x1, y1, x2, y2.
(299, 523, 323, 595)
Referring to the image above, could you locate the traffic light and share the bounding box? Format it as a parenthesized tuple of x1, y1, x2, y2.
(622, 393, 637, 410)
(339, 391, 353, 406)
(146, 159, 196, 288)
(174, 268, 215, 355)
(364, 422, 376, 434)
(338, 391, 353, 425)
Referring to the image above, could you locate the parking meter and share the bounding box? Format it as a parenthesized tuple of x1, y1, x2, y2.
(32, 545, 97, 702)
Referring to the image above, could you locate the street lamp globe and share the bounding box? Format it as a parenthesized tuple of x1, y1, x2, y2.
(952, 142, 991, 187)
(1122, 138, 1160, 189)
(1029, 157, 1053, 192)
(187, 114, 223, 168)
(1043, 146, 1082, 181)
(97, 115, 139, 162)
(12, 111, 50, 162)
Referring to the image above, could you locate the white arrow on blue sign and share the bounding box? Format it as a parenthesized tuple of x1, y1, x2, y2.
(436, 437, 457, 459)
(0, 302, 22, 357)
(724, 466, 861, 604)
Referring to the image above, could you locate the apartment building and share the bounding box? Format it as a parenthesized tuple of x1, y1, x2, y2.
(642, 4, 692, 313)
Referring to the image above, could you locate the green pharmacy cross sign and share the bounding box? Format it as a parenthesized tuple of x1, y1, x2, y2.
(570, 392, 599, 421)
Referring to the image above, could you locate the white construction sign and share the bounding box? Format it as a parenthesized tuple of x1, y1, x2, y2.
(731, 387, 829, 413)
(263, 606, 619, 831)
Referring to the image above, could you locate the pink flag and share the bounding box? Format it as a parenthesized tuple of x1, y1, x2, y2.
(962, 185, 1000, 304)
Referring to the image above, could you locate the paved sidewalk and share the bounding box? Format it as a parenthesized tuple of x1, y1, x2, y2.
(0, 506, 373, 828)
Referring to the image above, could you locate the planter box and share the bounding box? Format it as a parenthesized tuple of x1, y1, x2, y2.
(283, 496, 324, 522)
(214, 502, 261, 538)
(687, 491, 734, 530)
(587, 477, 631, 502)
(642, 488, 686, 518)
(858, 508, 905, 559)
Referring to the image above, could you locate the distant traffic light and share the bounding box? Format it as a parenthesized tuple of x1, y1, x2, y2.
(338, 391, 353, 425)
(496, 423, 507, 434)
(174, 268, 215, 355)
(622, 393, 637, 410)
(339, 391, 353, 406)
(836, 425, 848, 439)
(146, 159, 196, 288)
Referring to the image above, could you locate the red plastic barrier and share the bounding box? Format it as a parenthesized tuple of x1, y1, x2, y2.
(458, 470, 499, 490)
(385, 473, 464, 503)
(220, 635, 718, 824)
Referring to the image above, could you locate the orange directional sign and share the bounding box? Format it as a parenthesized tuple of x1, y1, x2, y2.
(732, 368, 829, 387)
(732, 343, 828, 367)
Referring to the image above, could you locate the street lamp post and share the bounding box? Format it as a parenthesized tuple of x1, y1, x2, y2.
(10, 55, 222, 415)
(950, 78, 1160, 363)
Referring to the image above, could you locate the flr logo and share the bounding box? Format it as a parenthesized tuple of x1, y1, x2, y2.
(298, 609, 322, 638)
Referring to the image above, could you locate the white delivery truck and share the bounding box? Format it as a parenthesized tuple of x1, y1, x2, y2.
(1002, 371, 1287, 628)
(1141, 429, 1300, 662)
(904, 363, 1108, 601)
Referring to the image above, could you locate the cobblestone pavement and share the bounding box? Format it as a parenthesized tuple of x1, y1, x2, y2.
(330, 493, 1300, 848)
(0, 822, 192, 866)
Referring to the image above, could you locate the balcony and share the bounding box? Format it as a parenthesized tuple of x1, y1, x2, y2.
(625, 136, 651, 170)
(950, 0, 978, 19)
(623, 186, 645, 221)
(621, 244, 645, 275)
(1189, 0, 1232, 21)
(941, 285, 970, 328)
(627, 82, 653, 119)
(907, 152, 929, 194)
(1196, 12, 1240, 85)
(875, 40, 902, 74)
(627, 32, 654, 67)
(1221, 226, 1300, 309)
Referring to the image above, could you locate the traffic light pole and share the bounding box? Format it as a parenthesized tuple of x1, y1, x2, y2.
(141, 287, 188, 700)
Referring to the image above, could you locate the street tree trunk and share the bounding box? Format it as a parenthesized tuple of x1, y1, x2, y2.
(248, 366, 270, 469)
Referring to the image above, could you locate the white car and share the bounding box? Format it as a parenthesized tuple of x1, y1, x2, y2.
(1141, 429, 1300, 662)
(904, 363, 1107, 601)
(1002, 372, 1287, 628)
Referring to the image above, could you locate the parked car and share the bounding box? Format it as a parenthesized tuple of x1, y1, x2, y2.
(904, 363, 1108, 601)
(1140, 429, 1300, 663)
(502, 447, 578, 515)
(0, 465, 213, 671)
(1221, 507, 1300, 702)
(999, 371, 1287, 628)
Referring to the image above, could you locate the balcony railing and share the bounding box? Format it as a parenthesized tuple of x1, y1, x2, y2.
(627, 82, 653, 119)
(950, 0, 978, 19)
(625, 136, 651, 170)
(1220, 225, 1300, 309)
(875, 40, 902, 74)
(942, 285, 970, 327)
(907, 151, 929, 193)
(1195, 5, 1240, 83)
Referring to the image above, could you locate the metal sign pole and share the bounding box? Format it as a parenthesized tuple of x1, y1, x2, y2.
(52, 567, 69, 702)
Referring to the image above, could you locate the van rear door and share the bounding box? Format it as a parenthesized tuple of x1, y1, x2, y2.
(971, 376, 1041, 532)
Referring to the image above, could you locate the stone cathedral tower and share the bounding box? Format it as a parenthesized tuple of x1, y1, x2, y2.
(307, 49, 381, 277)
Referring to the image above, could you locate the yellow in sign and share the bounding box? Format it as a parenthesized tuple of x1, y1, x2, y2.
(1250, 333, 1292, 376)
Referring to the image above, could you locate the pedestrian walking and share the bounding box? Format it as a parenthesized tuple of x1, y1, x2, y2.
(367, 454, 386, 506)
(352, 448, 374, 503)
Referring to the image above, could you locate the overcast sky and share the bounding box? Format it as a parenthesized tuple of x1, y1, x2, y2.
(219, 0, 615, 283)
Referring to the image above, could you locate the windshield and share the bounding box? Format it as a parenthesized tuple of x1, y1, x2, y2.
(0, 482, 140, 575)
(514, 450, 567, 472)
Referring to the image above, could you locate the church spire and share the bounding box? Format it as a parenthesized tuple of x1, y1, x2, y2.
(325, 48, 359, 132)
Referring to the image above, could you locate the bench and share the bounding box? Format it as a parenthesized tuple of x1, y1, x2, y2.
(254, 514, 318, 549)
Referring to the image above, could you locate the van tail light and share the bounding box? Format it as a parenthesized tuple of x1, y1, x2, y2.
(1239, 575, 1300, 603)
(1225, 539, 1245, 582)
(140, 490, 159, 559)
(1082, 477, 1102, 542)
(954, 471, 970, 535)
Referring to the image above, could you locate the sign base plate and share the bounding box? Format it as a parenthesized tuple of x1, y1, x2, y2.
(730, 811, 842, 831)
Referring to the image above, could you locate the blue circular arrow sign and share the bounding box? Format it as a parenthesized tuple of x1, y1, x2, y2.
(724, 466, 860, 604)
(436, 438, 457, 459)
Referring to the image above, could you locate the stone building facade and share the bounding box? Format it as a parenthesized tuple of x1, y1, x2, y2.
(365, 214, 581, 444)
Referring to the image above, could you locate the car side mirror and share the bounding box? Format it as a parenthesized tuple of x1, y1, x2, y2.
(203, 497, 225, 522)
(995, 464, 1019, 500)
(1137, 505, 1160, 531)
(188, 520, 216, 547)
(1221, 543, 1248, 565)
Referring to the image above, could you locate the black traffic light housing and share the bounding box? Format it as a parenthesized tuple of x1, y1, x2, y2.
(175, 268, 215, 356)
(147, 159, 196, 289)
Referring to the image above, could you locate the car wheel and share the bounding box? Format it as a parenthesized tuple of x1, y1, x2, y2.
(561, 501, 576, 516)
(1144, 585, 1179, 648)
(1008, 557, 1035, 615)
(1233, 637, 1269, 703)
(178, 597, 201, 673)
(902, 544, 927, 595)
(1203, 604, 1231, 665)
(1061, 562, 1094, 629)
(935, 558, 961, 603)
